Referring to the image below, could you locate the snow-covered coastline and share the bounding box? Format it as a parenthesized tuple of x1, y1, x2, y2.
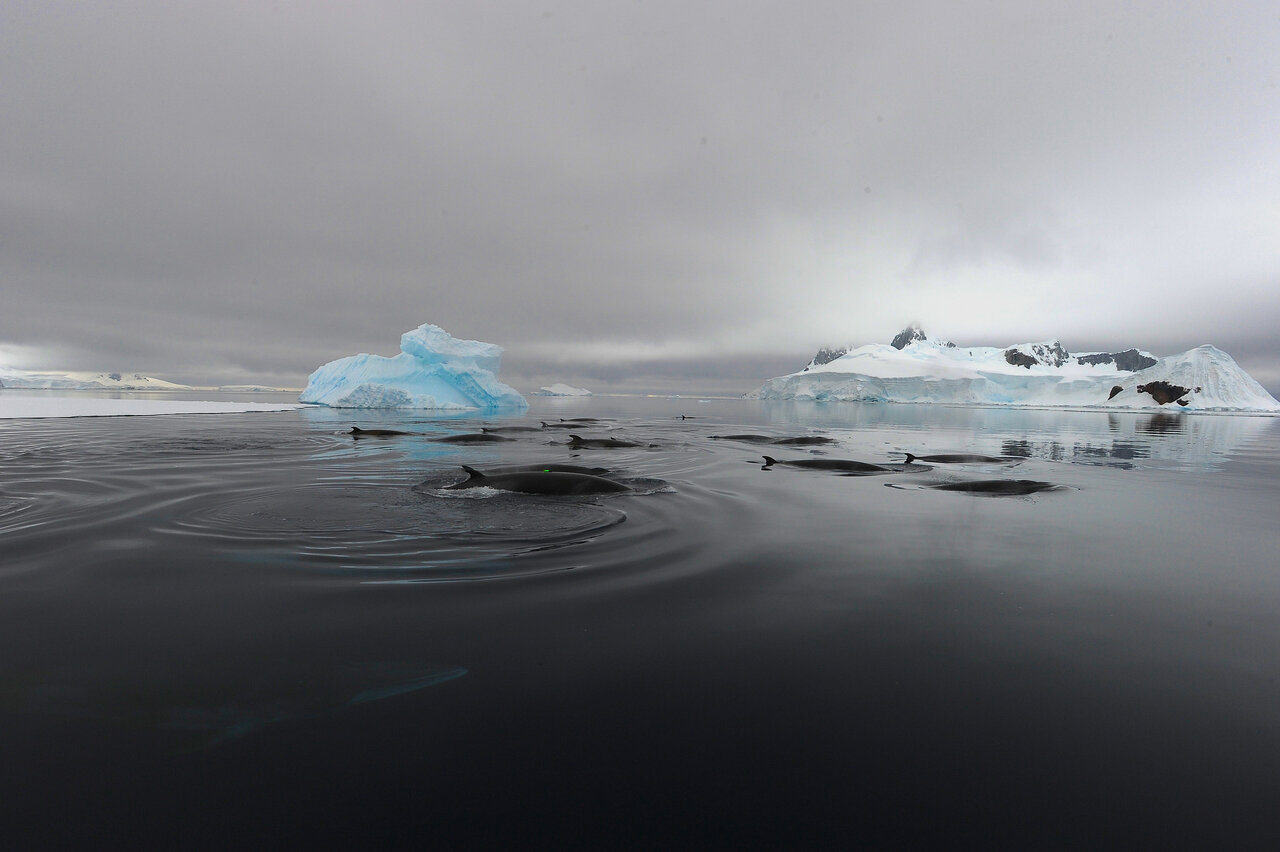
(0, 369, 190, 390)
(533, 383, 592, 397)
(753, 328, 1280, 413)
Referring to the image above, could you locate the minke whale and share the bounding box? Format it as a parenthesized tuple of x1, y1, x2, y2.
(350, 426, 416, 438)
(480, 425, 544, 434)
(566, 434, 645, 449)
(712, 435, 836, 445)
(923, 479, 1058, 495)
(479, 462, 611, 476)
(903, 453, 1013, 464)
(432, 433, 512, 444)
(447, 465, 631, 495)
(761, 455, 892, 474)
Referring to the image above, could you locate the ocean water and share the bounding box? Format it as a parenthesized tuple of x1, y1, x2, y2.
(2, 395, 1279, 849)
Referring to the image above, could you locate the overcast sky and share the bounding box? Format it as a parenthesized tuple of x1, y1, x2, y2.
(3, 1, 1278, 393)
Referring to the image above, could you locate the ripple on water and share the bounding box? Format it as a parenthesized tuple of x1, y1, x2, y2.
(164, 480, 629, 582)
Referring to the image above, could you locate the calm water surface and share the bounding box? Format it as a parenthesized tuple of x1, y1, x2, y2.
(2, 395, 1279, 848)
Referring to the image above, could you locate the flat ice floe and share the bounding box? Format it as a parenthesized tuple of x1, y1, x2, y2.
(0, 394, 299, 419)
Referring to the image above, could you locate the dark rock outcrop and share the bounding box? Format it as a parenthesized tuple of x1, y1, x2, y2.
(1136, 381, 1191, 405)
(804, 347, 849, 370)
(1005, 350, 1038, 369)
(1004, 341, 1070, 369)
(1108, 385, 1123, 400)
(1076, 349, 1158, 371)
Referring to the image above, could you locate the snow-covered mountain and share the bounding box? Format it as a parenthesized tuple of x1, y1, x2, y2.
(532, 383, 592, 397)
(0, 369, 191, 390)
(755, 327, 1280, 412)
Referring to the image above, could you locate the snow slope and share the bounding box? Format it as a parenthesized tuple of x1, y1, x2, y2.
(533, 383, 592, 397)
(754, 338, 1279, 412)
(0, 370, 191, 390)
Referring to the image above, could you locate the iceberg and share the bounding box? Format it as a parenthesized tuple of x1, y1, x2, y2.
(753, 328, 1280, 413)
(299, 324, 528, 410)
(533, 383, 592, 397)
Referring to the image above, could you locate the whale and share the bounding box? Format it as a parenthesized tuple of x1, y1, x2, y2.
(446, 465, 630, 495)
(567, 434, 645, 449)
(769, 436, 837, 446)
(480, 425, 544, 434)
(903, 453, 1013, 464)
(712, 435, 836, 445)
(432, 433, 512, 444)
(350, 426, 416, 438)
(480, 462, 611, 476)
(924, 479, 1058, 495)
(761, 455, 892, 474)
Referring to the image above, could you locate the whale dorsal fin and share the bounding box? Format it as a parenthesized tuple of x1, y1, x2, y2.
(762, 455, 777, 466)
(460, 465, 486, 481)
(903, 453, 917, 464)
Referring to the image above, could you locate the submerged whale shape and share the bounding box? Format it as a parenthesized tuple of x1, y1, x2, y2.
(2, 661, 467, 753)
(925, 479, 1058, 495)
(903, 452, 1013, 464)
(447, 465, 630, 495)
(762, 455, 892, 474)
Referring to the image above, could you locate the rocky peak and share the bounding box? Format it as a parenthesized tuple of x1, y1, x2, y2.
(890, 324, 927, 350)
(1003, 341, 1071, 369)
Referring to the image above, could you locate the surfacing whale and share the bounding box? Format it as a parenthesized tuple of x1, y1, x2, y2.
(479, 462, 611, 476)
(712, 435, 836, 445)
(447, 465, 630, 495)
(567, 434, 645, 449)
(432, 433, 512, 444)
(350, 426, 416, 438)
(761, 455, 892, 474)
(903, 452, 1013, 464)
(924, 479, 1058, 495)
(480, 425, 544, 434)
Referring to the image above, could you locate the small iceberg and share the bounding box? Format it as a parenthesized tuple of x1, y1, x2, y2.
(533, 383, 592, 397)
(299, 324, 528, 410)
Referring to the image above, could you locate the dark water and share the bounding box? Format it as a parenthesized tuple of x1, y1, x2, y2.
(3, 396, 1279, 849)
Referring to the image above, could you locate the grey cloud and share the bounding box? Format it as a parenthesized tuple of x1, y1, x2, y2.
(2, 1, 1277, 394)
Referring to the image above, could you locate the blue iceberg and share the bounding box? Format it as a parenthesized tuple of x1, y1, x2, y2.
(299, 324, 528, 410)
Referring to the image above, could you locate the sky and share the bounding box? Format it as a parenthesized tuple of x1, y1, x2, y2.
(2, 1, 1278, 394)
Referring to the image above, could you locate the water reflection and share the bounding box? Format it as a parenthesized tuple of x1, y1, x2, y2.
(752, 401, 1274, 471)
